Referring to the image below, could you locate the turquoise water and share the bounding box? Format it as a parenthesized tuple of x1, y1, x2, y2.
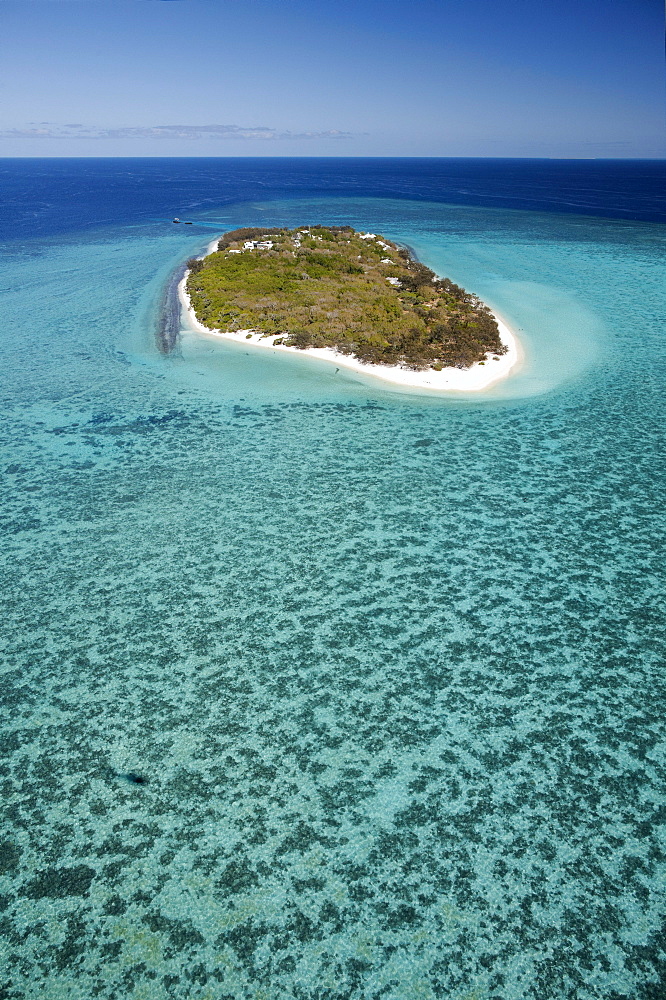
(2, 193, 666, 999)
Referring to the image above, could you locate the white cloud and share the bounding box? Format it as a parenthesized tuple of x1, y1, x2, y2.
(0, 123, 355, 141)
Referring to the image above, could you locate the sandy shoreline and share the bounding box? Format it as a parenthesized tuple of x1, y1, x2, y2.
(178, 237, 521, 393)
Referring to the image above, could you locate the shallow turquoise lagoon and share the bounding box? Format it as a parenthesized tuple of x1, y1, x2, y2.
(2, 195, 666, 999)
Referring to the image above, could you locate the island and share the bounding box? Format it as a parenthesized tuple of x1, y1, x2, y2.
(181, 226, 519, 391)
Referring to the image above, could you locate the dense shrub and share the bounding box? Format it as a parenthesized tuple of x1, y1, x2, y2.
(188, 226, 505, 370)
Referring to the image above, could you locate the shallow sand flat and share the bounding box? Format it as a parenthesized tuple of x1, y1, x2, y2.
(179, 241, 521, 393)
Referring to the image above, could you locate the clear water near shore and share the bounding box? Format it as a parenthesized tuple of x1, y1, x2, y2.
(1, 162, 666, 1000)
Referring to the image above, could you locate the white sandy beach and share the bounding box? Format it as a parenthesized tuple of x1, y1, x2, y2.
(178, 238, 521, 393)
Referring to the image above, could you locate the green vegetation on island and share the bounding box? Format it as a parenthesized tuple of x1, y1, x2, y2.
(186, 226, 506, 370)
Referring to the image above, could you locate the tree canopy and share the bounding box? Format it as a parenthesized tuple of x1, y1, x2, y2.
(186, 227, 506, 370)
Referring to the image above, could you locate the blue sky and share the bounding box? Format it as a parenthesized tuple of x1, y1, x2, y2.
(1, 0, 663, 157)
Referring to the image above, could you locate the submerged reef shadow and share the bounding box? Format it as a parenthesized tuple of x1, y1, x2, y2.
(156, 261, 187, 354)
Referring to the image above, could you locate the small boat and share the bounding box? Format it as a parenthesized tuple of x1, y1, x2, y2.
(172, 218, 180, 224)
(184, 221, 193, 225)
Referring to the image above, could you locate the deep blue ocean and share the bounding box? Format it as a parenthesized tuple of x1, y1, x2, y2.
(1, 158, 666, 1000)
